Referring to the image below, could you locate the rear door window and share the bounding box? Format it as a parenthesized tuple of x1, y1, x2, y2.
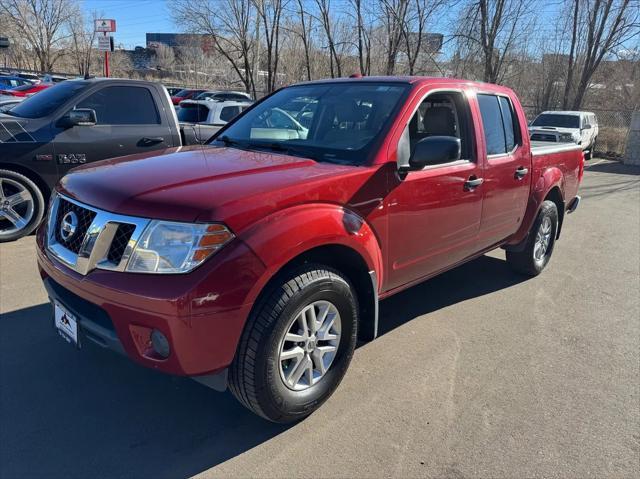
(220, 106, 241, 122)
(477, 94, 506, 155)
(177, 104, 209, 123)
(498, 96, 517, 151)
(77, 86, 160, 125)
(478, 94, 519, 155)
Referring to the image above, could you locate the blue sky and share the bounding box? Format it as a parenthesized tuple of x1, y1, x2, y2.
(82, 0, 174, 49)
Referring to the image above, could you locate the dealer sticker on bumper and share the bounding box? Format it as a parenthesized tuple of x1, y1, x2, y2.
(54, 301, 79, 347)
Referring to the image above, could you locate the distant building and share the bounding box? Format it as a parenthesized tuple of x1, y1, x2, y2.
(146, 33, 213, 52)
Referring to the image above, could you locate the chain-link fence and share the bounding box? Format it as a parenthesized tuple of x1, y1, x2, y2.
(522, 106, 634, 158)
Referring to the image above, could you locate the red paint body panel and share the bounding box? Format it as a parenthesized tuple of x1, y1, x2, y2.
(0, 83, 50, 97)
(36, 76, 583, 377)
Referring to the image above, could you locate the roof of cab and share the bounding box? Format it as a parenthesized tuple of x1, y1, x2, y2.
(292, 75, 515, 93)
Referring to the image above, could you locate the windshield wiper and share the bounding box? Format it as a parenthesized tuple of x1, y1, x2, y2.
(246, 141, 319, 161)
(215, 135, 241, 147)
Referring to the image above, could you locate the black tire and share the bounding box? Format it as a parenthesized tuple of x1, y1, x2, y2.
(228, 264, 358, 423)
(0, 169, 45, 243)
(506, 200, 558, 276)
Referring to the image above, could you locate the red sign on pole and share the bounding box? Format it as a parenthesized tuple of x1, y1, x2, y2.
(94, 19, 116, 33)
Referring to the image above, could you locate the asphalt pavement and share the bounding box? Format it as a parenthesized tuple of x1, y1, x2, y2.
(1, 159, 638, 478)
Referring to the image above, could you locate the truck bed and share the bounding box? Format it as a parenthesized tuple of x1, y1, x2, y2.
(530, 141, 582, 156)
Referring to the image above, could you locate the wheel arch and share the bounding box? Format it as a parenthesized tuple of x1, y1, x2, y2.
(0, 162, 51, 202)
(544, 186, 565, 239)
(245, 242, 379, 346)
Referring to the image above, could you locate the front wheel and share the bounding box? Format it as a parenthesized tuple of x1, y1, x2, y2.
(0, 169, 45, 242)
(506, 200, 558, 276)
(228, 265, 358, 423)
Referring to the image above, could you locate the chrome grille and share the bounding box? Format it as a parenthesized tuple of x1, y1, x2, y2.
(46, 194, 150, 275)
(531, 133, 558, 142)
(107, 223, 136, 264)
(54, 198, 97, 253)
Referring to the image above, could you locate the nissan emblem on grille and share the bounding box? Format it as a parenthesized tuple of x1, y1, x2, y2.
(60, 211, 78, 241)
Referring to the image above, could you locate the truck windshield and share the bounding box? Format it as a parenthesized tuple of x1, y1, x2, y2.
(532, 114, 580, 129)
(212, 82, 410, 165)
(6, 81, 89, 119)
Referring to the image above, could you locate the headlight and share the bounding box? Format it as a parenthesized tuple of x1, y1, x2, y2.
(126, 221, 234, 274)
(559, 133, 576, 143)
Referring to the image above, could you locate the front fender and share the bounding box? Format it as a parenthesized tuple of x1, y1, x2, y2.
(238, 203, 383, 304)
(507, 166, 565, 246)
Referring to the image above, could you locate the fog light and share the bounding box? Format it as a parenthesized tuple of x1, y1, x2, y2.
(151, 329, 170, 358)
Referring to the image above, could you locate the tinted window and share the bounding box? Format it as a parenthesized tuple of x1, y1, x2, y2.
(405, 91, 473, 163)
(7, 81, 88, 118)
(215, 83, 408, 165)
(498, 96, 516, 151)
(532, 114, 580, 129)
(478, 94, 506, 155)
(77, 86, 160, 125)
(220, 106, 241, 122)
(177, 104, 209, 123)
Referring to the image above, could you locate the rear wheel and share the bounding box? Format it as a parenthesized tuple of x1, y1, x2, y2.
(228, 265, 358, 423)
(506, 200, 558, 276)
(0, 169, 45, 242)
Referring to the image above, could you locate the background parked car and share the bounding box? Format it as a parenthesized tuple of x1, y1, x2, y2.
(0, 76, 33, 90)
(0, 83, 51, 97)
(529, 111, 599, 159)
(170, 88, 206, 105)
(166, 86, 187, 96)
(194, 90, 252, 102)
(177, 99, 253, 142)
(0, 78, 213, 242)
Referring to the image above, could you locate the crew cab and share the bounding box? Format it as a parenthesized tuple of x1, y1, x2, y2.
(529, 110, 598, 159)
(0, 78, 208, 241)
(36, 77, 584, 423)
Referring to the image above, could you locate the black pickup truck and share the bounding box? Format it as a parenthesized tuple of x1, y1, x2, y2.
(0, 78, 210, 241)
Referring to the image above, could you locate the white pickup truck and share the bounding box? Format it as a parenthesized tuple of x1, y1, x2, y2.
(529, 111, 598, 159)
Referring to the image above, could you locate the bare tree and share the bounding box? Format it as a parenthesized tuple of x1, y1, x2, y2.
(294, 0, 314, 80)
(150, 43, 176, 71)
(562, 0, 640, 109)
(453, 0, 533, 83)
(379, 0, 410, 75)
(253, 0, 286, 93)
(171, 0, 257, 96)
(348, 0, 372, 75)
(401, 0, 446, 75)
(314, 0, 342, 77)
(67, 7, 96, 76)
(0, 0, 74, 72)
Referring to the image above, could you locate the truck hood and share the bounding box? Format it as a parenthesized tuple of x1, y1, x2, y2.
(59, 145, 373, 231)
(528, 126, 579, 135)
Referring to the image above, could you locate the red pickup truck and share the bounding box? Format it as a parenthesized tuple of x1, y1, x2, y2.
(36, 77, 583, 423)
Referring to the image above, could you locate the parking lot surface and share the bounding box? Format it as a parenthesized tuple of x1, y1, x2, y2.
(1, 159, 638, 479)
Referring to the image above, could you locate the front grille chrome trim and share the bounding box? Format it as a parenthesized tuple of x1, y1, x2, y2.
(46, 194, 150, 275)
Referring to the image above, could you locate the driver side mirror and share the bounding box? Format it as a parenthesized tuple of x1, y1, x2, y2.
(408, 136, 461, 170)
(60, 108, 97, 128)
(582, 124, 591, 130)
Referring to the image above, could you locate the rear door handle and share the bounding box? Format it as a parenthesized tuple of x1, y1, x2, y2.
(464, 176, 484, 190)
(515, 166, 529, 179)
(139, 137, 165, 146)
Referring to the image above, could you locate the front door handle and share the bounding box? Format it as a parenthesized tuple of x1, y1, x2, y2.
(515, 166, 529, 179)
(139, 137, 165, 146)
(464, 176, 484, 190)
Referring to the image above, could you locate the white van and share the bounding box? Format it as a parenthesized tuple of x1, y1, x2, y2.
(529, 111, 599, 159)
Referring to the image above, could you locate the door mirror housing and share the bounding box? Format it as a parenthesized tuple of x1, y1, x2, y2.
(582, 124, 591, 130)
(408, 136, 461, 170)
(64, 108, 97, 127)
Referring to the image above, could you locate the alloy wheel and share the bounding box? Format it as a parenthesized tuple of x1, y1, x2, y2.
(278, 300, 342, 391)
(0, 178, 35, 238)
(533, 216, 552, 262)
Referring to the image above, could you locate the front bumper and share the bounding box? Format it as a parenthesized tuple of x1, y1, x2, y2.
(36, 226, 265, 377)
